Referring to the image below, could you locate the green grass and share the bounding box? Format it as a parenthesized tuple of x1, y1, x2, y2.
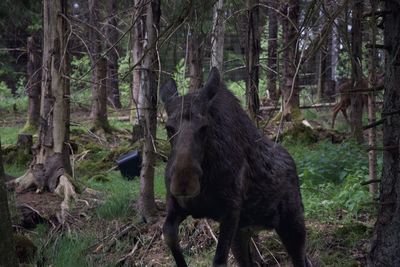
(108, 117, 131, 130)
(2, 111, 377, 266)
(0, 125, 22, 145)
(86, 172, 138, 220)
(4, 163, 26, 177)
(42, 233, 95, 267)
(85, 161, 166, 221)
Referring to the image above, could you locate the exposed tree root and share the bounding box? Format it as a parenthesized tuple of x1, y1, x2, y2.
(11, 171, 36, 192)
(10, 170, 78, 225)
(54, 174, 77, 224)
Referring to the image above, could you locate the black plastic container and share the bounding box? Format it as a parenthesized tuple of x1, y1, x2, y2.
(116, 150, 142, 180)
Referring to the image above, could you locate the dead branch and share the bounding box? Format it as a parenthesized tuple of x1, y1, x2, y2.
(116, 240, 140, 265)
(363, 118, 386, 130)
(361, 179, 381, 186)
(203, 219, 218, 244)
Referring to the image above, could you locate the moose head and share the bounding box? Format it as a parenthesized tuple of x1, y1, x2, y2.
(160, 68, 220, 198)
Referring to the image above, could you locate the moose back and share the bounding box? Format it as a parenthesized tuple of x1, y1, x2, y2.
(160, 68, 311, 267)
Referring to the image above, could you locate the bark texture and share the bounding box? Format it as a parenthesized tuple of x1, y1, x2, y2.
(0, 140, 18, 267)
(89, 0, 110, 132)
(367, 0, 378, 194)
(92, 58, 110, 132)
(138, 0, 160, 221)
(350, 0, 364, 143)
(37, 0, 71, 179)
(281, 0, 301, 121)
(23, 35, 41, 133)
(316, 0, 335, 102)
(210, 0, 225, 72)
(266, 0, 278, 102)
(105, 0, 122, 109)
(245, 0, 260, 121)
(368, 1, 400, 266)
(132, 0, 146, 120)
(13, 0, 75, 212)
(188, 28, 203, 91)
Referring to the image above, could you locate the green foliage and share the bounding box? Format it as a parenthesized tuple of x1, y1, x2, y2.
(118, 54, 132, 107)
(173, 58, 190, 94)
(288, 141, 368, 184)
(284, 140, 375, 220)
(0, 81, 12, 98)
(337, 48, 351, 80)
(301, 174, 371, 220)
(226, 80, 246, 106)
(3, 162, 26, 177)
(0, 126, 21, 145)
(281, 124, 318, 144)
(0, 77, 28, 112)
(70, 55, 91, 107)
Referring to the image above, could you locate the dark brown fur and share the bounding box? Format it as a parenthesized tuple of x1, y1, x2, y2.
(160, 68, 311, 267)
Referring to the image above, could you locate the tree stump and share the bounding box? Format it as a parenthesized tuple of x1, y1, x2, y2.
(16, 134, 33, 152)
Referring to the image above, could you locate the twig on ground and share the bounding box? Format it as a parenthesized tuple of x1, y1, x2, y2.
(204, 219, 218, 244)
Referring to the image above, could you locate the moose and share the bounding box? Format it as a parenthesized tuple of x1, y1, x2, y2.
(331, 73, 384, 129)
(160, 68, 311, 267)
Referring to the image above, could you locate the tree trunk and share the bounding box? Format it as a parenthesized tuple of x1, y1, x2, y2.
(105, 0, 122, 109)
(266, 0, 278, 102)
(138, 0, 160, 221)
(281, 0, 301, 121)
(331, 18, 339, 81)
(188, 28, 203, 91)
(367, 0, 378, 195)
(317, 39, 327, 102)
(12, 0, 76, 217)
(0, 140, 18, 267)
(22, 34, 41, 133)
(132, 0, 145, 124)
(89, 0, 111, 133)
(324, 0, 335, 102)
(92, 58, 110, 132)
(245, 0, 260, 121)
(210, 0, 225, 72)
(350, 0, 364, 143)
(317, 0, 336, 103)
(368, 1, 400, 265)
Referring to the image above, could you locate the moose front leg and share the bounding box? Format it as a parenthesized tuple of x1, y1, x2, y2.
(163, 209, 187, 267)
(213, 210, 241, 267)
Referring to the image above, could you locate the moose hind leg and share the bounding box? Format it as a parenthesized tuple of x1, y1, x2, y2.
(276, 217, 310, 267)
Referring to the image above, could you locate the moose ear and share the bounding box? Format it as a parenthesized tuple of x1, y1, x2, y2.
(160, 79, 179, 104)
(203, 67, 220, 101)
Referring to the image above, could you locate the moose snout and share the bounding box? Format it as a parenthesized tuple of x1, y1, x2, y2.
(169, 164, 202, 198)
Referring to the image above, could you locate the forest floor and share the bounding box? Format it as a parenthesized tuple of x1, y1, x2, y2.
(1, 107, 378, 267)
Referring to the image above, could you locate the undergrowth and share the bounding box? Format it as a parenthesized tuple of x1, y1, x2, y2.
(0, 125, 22, 145)
(2, 120, 379, 266)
